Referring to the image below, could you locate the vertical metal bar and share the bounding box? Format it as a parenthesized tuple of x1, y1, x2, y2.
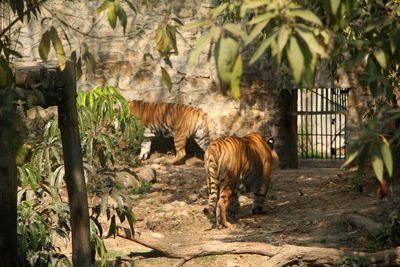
(321, 88, 324, 159)
(343, 88, 350, 158)
(325, 88, 328, 160)
(329, 88, 333, 158)
(310, 89, 314, 159)
(316, 89, 318, 159)
(298, 89, 301, 158)
(305, 89, 308, 158)
(301, 89, 304, 158)
(334, 88, 338, 159)
(339, 88, 342, 159)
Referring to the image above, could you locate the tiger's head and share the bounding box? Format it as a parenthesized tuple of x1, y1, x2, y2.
(267, 137, 279, 169)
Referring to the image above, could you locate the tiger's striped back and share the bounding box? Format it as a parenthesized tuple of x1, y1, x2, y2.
(204, 132, 279, 228)
(129, 100, 210, 164)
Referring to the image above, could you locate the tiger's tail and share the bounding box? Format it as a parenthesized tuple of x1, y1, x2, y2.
(203, 147, 219, 222)
(194, 117, 210, 152)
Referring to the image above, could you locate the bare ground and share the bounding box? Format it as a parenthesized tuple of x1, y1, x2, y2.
(91, 155, 400, 266)
(57, 153, 400, 266)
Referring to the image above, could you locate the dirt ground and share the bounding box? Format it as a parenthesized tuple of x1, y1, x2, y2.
(94, 155, 400, 266)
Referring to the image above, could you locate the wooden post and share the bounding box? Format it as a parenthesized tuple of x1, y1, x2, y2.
(0, 103, 18, 266)
(58, 61, 91, 267)
(281, 89, 298, 168)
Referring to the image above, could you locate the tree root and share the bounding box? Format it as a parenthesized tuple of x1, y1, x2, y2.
(116, 226, 400, 266)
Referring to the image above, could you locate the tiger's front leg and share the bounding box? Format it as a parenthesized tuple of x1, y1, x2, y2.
(139, 139, 152, 160)
(139, 128, 154, 160)
(170, 132, 187, 165)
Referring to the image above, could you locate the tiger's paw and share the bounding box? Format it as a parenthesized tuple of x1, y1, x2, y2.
(218, 221, 232, 229)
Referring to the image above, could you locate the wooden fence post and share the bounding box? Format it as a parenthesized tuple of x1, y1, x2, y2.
(58, 61, 91, 267)
(0, 106, 18, 266)
(281, 89, 298, 168)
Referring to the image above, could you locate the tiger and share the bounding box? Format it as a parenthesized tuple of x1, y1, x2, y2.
(128, 100, 210, 165)
(203, 132, 279, 229)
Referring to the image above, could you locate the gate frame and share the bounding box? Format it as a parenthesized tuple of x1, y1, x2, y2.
(282, 88, 349, 169)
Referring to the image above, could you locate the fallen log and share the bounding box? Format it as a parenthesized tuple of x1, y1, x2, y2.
(341, 212, 383, 233)
(116, 226, 400, 266)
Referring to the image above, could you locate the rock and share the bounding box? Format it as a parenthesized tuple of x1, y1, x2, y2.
(115, 171, 141, 188)
(136, 166, 157, 184)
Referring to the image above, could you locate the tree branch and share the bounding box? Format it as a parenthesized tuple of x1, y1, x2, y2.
(0, 0, 48, 38)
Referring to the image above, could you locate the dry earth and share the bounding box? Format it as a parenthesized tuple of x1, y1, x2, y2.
(88, 155, 400, 266)
(55, 151, 399, 266)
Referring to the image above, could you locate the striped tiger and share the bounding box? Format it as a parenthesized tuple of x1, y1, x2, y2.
(128, 100, 210, 164)
(203, 132, 279, 228)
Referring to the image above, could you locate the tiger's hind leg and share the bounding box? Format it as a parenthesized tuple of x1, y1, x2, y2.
(227, 193, 240, 221)
(216, 186, 234, 229)
(251, 192, 267, 215)
(203, 177, 218, 225)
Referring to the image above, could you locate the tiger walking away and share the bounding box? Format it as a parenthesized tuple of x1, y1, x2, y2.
(204, 132, 279, 229)
(128, 100, 210, 165)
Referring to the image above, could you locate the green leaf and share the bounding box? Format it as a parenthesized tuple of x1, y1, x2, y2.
(296, 25, 326, 57)
(240, 0, 269, 17)
(89, 93, 94, 109)
(112, 192, 124, 213)
(161, 67, 172, 92)
(379, 137, 393, 177)
(106, 215, 116, 238)
(15, 144, 26, 166)
(244, 20, 269, 46)
(115, 4, 127, 34)
(107, 4, 117, 29)
(330, 0, 341, 16)
(51, 165, 65, 190)
(287, 36, 304, 85)
(39, 31, 51, 63)
(277, 24, 290, 53)
(123, 0, 137, 13)
(166, 25, 178, 52)
(30, 223, 39, 250)
(373, 48, 387, 69)
(249, 31, 277, 65)
(341, 142, 362, 169)
(181, 20, 206, 31)
(371, 142, 384, 184)
(188, 32, 212, 68)
(212, 3, 228, 19)
(38, 222, 47, 246)
(223, 23, 248, 40)
(155, 24, 167, 53)
(125, 207, 136, 238)
(290, 9, 322, 26)
(100, 195, 109, 215)
(49, 27, 66, 70)
(94, 0, 113, 14)
(230, 54, 242, 100)
(0, 57, 13, 87)
(10, 0, 24, 17)
(355, 144, 370, 181)
(248, 12, 275, 25)
(215, 36, 239, 85)
(108, 98, 114, 120)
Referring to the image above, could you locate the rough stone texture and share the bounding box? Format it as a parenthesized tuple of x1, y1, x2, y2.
(11, 0, 363, 167)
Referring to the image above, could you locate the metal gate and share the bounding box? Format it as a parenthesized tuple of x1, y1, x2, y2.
(297, 88, 349, 159)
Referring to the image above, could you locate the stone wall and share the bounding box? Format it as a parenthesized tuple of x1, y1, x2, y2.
(13, 0, 286, 164)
